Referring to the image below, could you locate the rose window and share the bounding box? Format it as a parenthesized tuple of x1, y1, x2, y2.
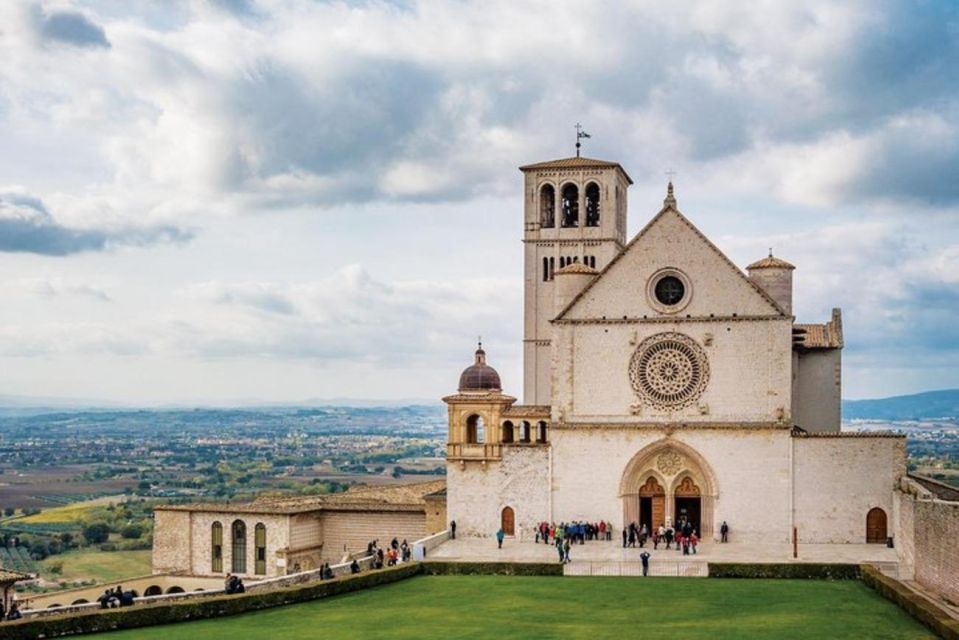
(629, 333, 709, 410)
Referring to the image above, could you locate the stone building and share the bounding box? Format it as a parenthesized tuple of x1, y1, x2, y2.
(445, 154, 907, 548)
(152, 480, 445, 579)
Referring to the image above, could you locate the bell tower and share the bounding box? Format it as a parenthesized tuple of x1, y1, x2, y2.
(518, 155, 632, 405)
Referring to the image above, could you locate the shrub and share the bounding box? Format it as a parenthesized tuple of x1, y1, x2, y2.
(82, 522, 111, 545)
(120, 525, 144, 539)
(707, 563, 860, 580)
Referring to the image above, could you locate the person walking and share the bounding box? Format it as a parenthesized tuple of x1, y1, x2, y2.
(640, 551, 651, 577)
(450, 520, 457, 539)
(496, 528, 505, 549)
(563, 538, 571, 563)
(721, 521, 729, 543)
(690, 531, 699, 554)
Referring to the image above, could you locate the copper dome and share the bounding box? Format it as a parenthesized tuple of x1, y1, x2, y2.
(458, 344, 502, 392)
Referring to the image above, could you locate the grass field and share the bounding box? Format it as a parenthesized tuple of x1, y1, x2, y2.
(41, 549, 152, 583)
(90, 575, 933, 640)
(18, 495, 126, 525)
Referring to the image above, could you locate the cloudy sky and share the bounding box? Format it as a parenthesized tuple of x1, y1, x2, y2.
(0, 0, 957, 405)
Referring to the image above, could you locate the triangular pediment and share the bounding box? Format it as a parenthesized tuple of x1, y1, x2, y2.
(556, 205, 788, 321)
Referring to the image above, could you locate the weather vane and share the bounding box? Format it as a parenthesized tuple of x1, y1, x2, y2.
(574, 123, 591, 157)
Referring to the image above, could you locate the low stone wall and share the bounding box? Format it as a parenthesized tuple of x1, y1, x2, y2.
(413, 530, 449, 560)
(0, 563, 419, 639)
(913, 498, 959, 605)
(861, 564, 959, 640)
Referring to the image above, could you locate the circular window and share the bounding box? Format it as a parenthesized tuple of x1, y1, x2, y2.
(647, 268, 691, 313)
(629, 332, 709, 410)
(654, 276, 685, 306)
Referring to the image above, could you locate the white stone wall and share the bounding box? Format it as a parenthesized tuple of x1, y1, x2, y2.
(447, 445, 550, 539)
(552, 318, 792, 424)
(792, 436, 905, 543)
(792, 349, 841, 432)
(186, 512, 292, 578)
(319, 510, 426, 562)
(550, 427, 793, 542)
(152, 510, 192, 574)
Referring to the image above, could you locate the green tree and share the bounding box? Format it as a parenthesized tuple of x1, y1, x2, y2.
(82, 522, 111, 545)
(120, 524, 143, 539)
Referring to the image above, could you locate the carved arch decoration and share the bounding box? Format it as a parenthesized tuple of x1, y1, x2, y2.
(618, 439, 718, 499)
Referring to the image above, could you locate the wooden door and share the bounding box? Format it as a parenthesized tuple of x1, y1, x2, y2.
(639, 477, 666, 529)
(501, 506, 515, 536)
(866, 508, 887, 543)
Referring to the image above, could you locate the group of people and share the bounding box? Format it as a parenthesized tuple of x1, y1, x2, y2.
(224, 574, 246, 594)
(366, 537, 411, 569)
(0, 601, 22, 621)
(97, 585, 136, 608)
(534, 520, 615, 545)
(622, 520, 701, 554)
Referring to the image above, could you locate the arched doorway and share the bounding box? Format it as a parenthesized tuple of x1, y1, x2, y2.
(674, 476, 702, 534)
(638, 477, 665, 531)
(501, 506, 515, 536)
(143, 585, 162, 597)
(866, 507, 887, 543)
(619, 439, 718, 537)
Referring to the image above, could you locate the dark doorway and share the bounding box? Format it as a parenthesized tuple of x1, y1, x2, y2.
(674, 497, 701, 533)
(866, 507, 887, 543)
(501, 506, 515, 536)
(640, 497, 653, 532)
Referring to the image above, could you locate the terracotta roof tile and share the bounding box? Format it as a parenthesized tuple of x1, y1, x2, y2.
(747, 255, 795, 270)
(519, 156, 633, 184)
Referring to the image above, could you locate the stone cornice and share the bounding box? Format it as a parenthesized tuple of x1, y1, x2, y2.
(522, 237, 624, 247)
(553, 314, 790, 326)
(550, 422, 789, 431)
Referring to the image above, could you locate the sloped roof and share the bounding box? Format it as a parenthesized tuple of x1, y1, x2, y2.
(747, 254, 796, 270)
(0, 569, 31, 582)
(156, 480, 447, 515)
(519, 156, 633, 184)
(554, 194, 790, 321)
(793, 308, 843, 350)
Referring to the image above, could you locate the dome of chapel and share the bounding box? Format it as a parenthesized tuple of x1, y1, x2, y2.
(458, 344, 502, 392)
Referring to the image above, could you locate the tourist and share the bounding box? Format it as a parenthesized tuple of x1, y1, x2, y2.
(376, 548, 385, 569)
(598, 520, 606, 541)
(401, 539, 410, 562)
(450, 520, 457, 539)
(627, 525, 636, 548)
(721, 521, 729, 543)
(665, 525, 674, 549)
(640, 551, 651, 577)
(350, 559, 360, 574)
(622, 527, 627, 548)
(690, 531, 699, 554)
(496, 528, 505, 549)
(6, 603, 20, 621)
(682, 535, 690, 556)
(563, 538, 571, 563)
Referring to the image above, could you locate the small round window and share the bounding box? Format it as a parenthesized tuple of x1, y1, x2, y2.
(654, 276, 685, 306)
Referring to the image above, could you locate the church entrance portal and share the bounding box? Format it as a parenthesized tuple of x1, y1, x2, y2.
(638, 477, 665, 531)
(674, 476, 702, 533)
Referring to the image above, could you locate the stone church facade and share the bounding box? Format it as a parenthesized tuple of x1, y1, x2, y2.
(445, 155, 906, 546)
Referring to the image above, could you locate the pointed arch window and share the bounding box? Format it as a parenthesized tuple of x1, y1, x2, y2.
(561, 184, 579, 227)
(231, 520, 247, 574)
(540, 184, 555, 228)
(254, 523, 267, 575)
(585, 182, 600, 226)
(211, 522, 223, 573)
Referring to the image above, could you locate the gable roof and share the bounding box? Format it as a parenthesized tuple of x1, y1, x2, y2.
(554, 194, 790, 321)
(519, 156, 633, 184)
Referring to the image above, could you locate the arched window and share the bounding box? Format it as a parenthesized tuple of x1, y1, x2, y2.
(549, 257, 555, 280)
(585, 182, 600, 226)
(231, 520, 247, 573)
(561, 184, 579, 227)
(590, 256, 596, 269)
(542, 257, 549, 282)
(537, 421, 548, 443)
(520, 421, 531, 443)
(466, 414, 485, 444)
(502, 421, 514, 443)
(211, 521, 223, 573)
(255, 523, 267, 574)
(540, 184, 555, 228)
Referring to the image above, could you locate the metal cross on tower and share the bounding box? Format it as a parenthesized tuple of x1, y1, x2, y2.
(574, 123, 591, 157)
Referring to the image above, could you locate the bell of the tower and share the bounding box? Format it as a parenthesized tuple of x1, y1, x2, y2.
(517, 155, 632, 405)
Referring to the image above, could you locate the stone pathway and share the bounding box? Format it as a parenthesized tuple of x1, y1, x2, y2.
(430, 538, 900, 577)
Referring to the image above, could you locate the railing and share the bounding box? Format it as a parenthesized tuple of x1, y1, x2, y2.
(564, 560, 707, 577)
(447, 443, 502, 460)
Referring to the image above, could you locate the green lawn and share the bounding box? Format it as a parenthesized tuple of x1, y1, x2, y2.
(89, 575, 933, 640)
(41, 549, 152, 583)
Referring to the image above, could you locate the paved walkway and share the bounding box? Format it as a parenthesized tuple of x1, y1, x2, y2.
(430, 538, 900, 574)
